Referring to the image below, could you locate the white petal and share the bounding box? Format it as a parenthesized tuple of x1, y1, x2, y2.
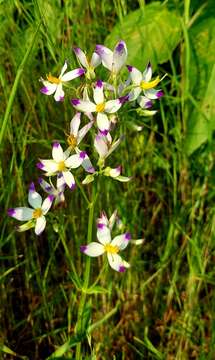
(40, 82, 57, 95)
(109, 166, 121, 178)
(80, 242, 105, 257)
(37, 160, 58, 174)
(54, 84, 64, 102)
(77, 121, 93, 145)
(90, 52, 101, 68)
(94, 134, 108, 158)
(8, 207, 34, 221)
(107, 253, 128, 272)
(127, 66, 142, 85)
(109, 210, 118, 231)
(95, 45, 113, 71)
(142, 62, 152, 82)
(97, 225, 111, 245)
(128, 87, 142, 101)
(112, 40, 127, 73)
(61, 68, 85, 81)
(73, 47, 88, 68)
(52, 142, 64, 162)
(93, 80, 104, 104)
(41, 195, 54, 214)
(57, 173, 66, 191)
(35, 216, 46, 235)
(105, 99, 122, 113)
(28, 183, 42, 209)
(62, 171, 75, 189)
(59, 61, 68, 77)
(70, 113, 81, 137)
(137, 96, 153, 109)
(75, 149, 95, 173)
(38, 178, 54, 194)
(111, 232, 131, 250)
(65, 153, 83, 168)
(71, 99, 96, 113)
(97, 212, 109, 227)
(144, 89, 163, 99)
(96, 113, 110, 132)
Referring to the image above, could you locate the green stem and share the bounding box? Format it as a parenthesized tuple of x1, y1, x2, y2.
(75, 183, 96, 359)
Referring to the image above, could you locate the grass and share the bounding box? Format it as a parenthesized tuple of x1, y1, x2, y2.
(1, 0, 215, 359)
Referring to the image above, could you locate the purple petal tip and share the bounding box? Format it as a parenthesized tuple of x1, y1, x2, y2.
(70, 183, 76, 191)
(119, 265, 126, 273)
(125, 232, 131, 240)
(119, 95, 129, 104)
(7, 208, 15, 217)
(40, 87, 49, 94)
(79, 151, 86, 159)
(157, 90, 164, 98)
(80, 245, 87, 253)
(37, 162, 44, 170)
(96, 80, 103, 88)
(71, 99, 80, 106)
(77, 68, 85, 76)
(127, 65, 133, 72)
(97, 223, 105, 229)
(38, 177, 43, 184)
(48, 194, 55, 202)
(73, 47, 81, 54)
(146, 101, 153, 109)
(99, 129, 108, 136)
(115, 41, 125, 53)
(53, 142, 60, 148)
(29, 182, 35, 191)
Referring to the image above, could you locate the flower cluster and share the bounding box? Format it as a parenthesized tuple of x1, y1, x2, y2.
(8, 40, 164, 271)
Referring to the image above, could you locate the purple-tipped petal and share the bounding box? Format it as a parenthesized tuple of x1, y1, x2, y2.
(29, 182, 35, 192)
(53, 142, 60, 148)
(73, 47, 81, 55)
(48, 194, 55, 202)
(119, 95, 129, 104)
(79, 151, 86, 159)
(115, 41, 125, 53)
(119, 265, 126, 273)
(95, 45, 104, 55)
(77, 68, 85, 76)
(127, 65, 133, 72)
(157, 90, 164, 98)
(125, 232, 131, 240)
(45, 185, 52, 192)
(70, 183, 76, 191)
(97, 223, 105, 229)
(38, 177, 43, 184)
(145, 100, 153, 108)
(99, 129, 109, 136)
(36, 162, 44, 170)
(40, 87, 49, 94)
(96, 80, 103, 88)
(71, 99, 81, 106)
(80, 245, 87, 253)
(7, 208, 16, 217)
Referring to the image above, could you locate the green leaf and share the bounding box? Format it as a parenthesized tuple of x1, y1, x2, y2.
(105, 2, 181, 70)
(85, 285, 109, 294)
(0, 343, 28, 359)
(46, 335, 81, 359)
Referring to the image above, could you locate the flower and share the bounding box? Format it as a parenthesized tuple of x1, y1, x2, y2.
(80, 215, 131, 272)
(38, 174, 66, 205)
(73, 47, 101, 79)
(127, 63, 164, 106)
(7, 182, 54, 235)
(40, 61, 85, 102)
(37, 142, 86, 189)
(71, 80, 128, 132)
(95, 40, 127, 74)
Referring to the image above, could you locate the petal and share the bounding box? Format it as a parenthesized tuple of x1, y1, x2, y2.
(37, 160, 58, 174)
(95, 45, 113, 71)
(111, 232, 131, 250)
(80, 242, 105, 257)
(142, 62, 152, 82)
(61, 68, 85, 81)
(57, 173, 66, 191)
(112, 40, 127, 73)
(73, 47, 88, 68)
(137, 96, 153, 109)
(97, 211, 109, 227)
(94, 134, 108, 158)
(93, 80, 104, 104)
(109, 166, 121, 178)
(144, 89, 164, 100)
(41, 195, 54, 214)
(106, 137, 122, 158)
(97, 225, 111, 245)
(75, 149, 95, 173)
(105, 99, 122, 113)
(71, 99, 96, 113)
(90, 52, 101, 68)
(109, 210, 118, 231)
(52, 142, 64, 162)
(96, 113, 110, 132)
(40, 83, 57, 95)
(77, 121, 93, 145)
(59, 61, 68, 77)
(65, 153, 83, 168)
(128, 87, 142, 101)
(54, 84, 64, 102)
(70, 112, 81, 137)
(127, 65, 142, 85)
(28, 182, 42, 209)
(107, 253, 129, 272)
(62, 171, 76, 190)
(7, 207, 34, 221)
(38, 178, 54, 194)
(35, 216, 46, 235)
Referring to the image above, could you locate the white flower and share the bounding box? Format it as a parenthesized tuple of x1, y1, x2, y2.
(7, 182, 54, 235)
(40, 61, 85, 102)
(37, 142, 86, 189)
(73, 47, 101, 79)
(80, 216, 131, 272)
(95, 40, 127, 74)
(71, 80, 128, 132)
(127, 63, 164, 105)
(38, 174, 66, 205)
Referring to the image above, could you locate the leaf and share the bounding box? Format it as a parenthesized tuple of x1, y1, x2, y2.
(46, 335, 81, 359)
(85, 285, 109, 294)
(185, 64, 215, 155)
(105, 2, 181, 70)
(0, 343, 28, 359)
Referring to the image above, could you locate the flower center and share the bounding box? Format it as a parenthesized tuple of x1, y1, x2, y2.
(67, 134, 77, 149)
(140, 77, 160, 90)
(96, 102, 105, 113)
(58, 161, 66, 171)
(47, 74, 61, 84)
(104, 244, 119, 254)
(33, 208, 42, 219)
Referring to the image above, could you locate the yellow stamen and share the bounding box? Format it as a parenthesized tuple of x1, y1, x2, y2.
(58, 161, 66, 171)
(104, 244, 119, 254)
(96, 102, 105, 113)
(33, 208, 42, 219)
(140, 76, 160, 90)
(67, 134, 77, 149)
(47, 74, 61, 84)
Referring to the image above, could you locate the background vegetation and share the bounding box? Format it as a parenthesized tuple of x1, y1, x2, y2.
(1, 0, 215, 359)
